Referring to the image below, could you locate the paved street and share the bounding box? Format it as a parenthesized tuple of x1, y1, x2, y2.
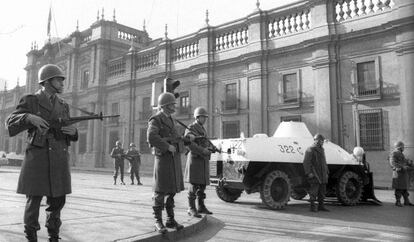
(1, 167, 413, 242)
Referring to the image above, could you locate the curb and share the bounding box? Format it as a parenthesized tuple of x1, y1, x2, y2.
(115, 215, 208, 242)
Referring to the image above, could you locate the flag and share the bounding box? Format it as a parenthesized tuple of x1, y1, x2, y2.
(47, 7, 51, 37)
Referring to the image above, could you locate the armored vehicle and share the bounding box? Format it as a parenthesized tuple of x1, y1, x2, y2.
(209, 122, 380, 209)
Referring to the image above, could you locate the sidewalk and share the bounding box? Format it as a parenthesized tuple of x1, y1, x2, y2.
(0, 167, 208, 242)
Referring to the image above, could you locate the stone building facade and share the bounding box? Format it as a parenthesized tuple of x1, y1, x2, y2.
(0, 0, 413, 186)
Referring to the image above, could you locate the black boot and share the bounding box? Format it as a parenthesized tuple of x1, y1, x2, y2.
(197, 197, 213, 214)
(395, 193, 403, 207)
(187, 195, 201, 218)
(165, 206, 184, 231)
(153, 206, 167, 234)
(113, 177, 117, 185)
(137, 177, 143, 185)
(24, 227, 37, 242)
(403, 192, 414, 206)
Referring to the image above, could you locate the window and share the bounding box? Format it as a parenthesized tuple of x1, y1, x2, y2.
(178, 91, 190, 115)
(223, 121, 240, 139)
(357, 61, 378, 96)
(139, 128, 150, 153)
(281, 73, 299, 103)
(140, 97, 152, 120)
(108, 131, 119, 152)
(359, 109, 383, 150)
(224, 83, 238, 110)
(281, 115, 301, 122)
(81, 70, 89, 89)
(78, 133, 87, 154)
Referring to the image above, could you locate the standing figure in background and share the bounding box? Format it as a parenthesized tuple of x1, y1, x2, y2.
(147, 92, 185, 234)
(303, 134, 330, 212)
(110, 140, 125, 185)
(6, 64, 78, 242)
(389, 141, 414, 207)
(126, 143, 143, 185)
(184, 107, 213, 218)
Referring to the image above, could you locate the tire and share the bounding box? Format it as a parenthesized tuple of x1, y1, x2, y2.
(260, 170, 291, 209)
(336, 170, 363, 206)
(291, 188, 307, 200)
(216, 185, 243, 203)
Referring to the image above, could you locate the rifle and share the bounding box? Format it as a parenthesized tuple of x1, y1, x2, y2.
(174, 119, 222, 153)
(30, 112, 120, 147)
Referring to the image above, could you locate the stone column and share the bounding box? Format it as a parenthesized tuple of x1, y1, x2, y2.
(397, 31, 414, 159)
(87, 102, 95, 153)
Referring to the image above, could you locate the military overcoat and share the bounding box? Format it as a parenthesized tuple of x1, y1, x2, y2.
(303, 144, 329, 184)
(390, 150, 413, 189)
(184, 121, 210, 185)
(6, 90, 78, 197)
(147, 111, 184, 193)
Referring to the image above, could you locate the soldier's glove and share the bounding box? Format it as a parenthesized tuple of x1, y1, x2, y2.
(61, 125, 77, 136)
(187, 134, 196, 142)
(168, 145, 176, 154)
(26, 114, 49, 133)
(395, 168, 402, 172)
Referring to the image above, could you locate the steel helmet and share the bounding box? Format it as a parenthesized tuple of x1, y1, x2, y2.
(115, 140, 122, 146)
(193, 107, 208, 118)
(129, 143, 136, 147)
(353, 147, 365, 158)
(394, 141, 404, 148)
(38, 64, 66, 83)
(313, 133, 325, 141)
(158, 92, 176, 107)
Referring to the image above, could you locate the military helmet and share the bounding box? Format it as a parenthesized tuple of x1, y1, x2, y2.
(193, 107, 208, 118)
(313, 133, 325, 141)
(115, 140, 121, 145)
(129, 143, 136, 147)
(394, 141, 404, 148)
(38, 64, 66, 83)
(158, 92, 176, 107)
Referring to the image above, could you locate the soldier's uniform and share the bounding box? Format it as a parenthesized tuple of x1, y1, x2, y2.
(125, 144, 142, 185)
(389, 143, 414, 206)
(184, 120, 212, 216)
(147, 109, 184, 232)
(303, 134, 329, 212)
(6, 88, 78, 241)
(110, 143, 125, 185)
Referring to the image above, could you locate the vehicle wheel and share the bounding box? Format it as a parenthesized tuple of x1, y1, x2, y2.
(260, 170, 291, 209)
(336, 170, 363, 206)
(291, 188, 307, 200)
(216, 185, 243, 203)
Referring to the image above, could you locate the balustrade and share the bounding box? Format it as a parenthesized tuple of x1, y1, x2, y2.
(268, 8, 311, 39)
(215, 27, 248, 51)
(117, 30, 137, 41)
(335, 0, 394, 22)
(81, 33, 91, 44)
(108, 59, 126, 77)
(173, 40, 199, 61)
(135, 52, 159, 70)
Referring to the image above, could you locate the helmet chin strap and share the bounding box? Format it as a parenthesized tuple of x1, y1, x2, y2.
(46, 80, 60, 93)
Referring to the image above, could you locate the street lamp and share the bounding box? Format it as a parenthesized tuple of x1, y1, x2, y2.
(350, 61, 360, 147)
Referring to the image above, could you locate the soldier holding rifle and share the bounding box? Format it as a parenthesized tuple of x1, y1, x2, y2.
(147, 92, 186, 234)
(6, 64, 78, 242)
(184, 107, 214, 217)
(125, 143, 143, 185)
(110, 141, 126, 185)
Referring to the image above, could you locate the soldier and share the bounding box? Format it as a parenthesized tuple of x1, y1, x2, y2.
(125, 143, 143, 185)
(303, 134, 330, 212)
(6, 64, 78, 242)
(184, 107, 213, 218)
(389, 141, 414, 207)
(147, 92, 185, 234)
(110, 140, 126, 185)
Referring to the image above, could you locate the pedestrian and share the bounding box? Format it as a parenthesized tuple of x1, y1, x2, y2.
(6, 64, 78, 242)
(125, 143, 143, 185)
(389, 141, 414, 207)
(147, 92, 185, 234)
(303, 134, 330, 212)
(184, 107, 213, 218)
(110, 140, 126, 185)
